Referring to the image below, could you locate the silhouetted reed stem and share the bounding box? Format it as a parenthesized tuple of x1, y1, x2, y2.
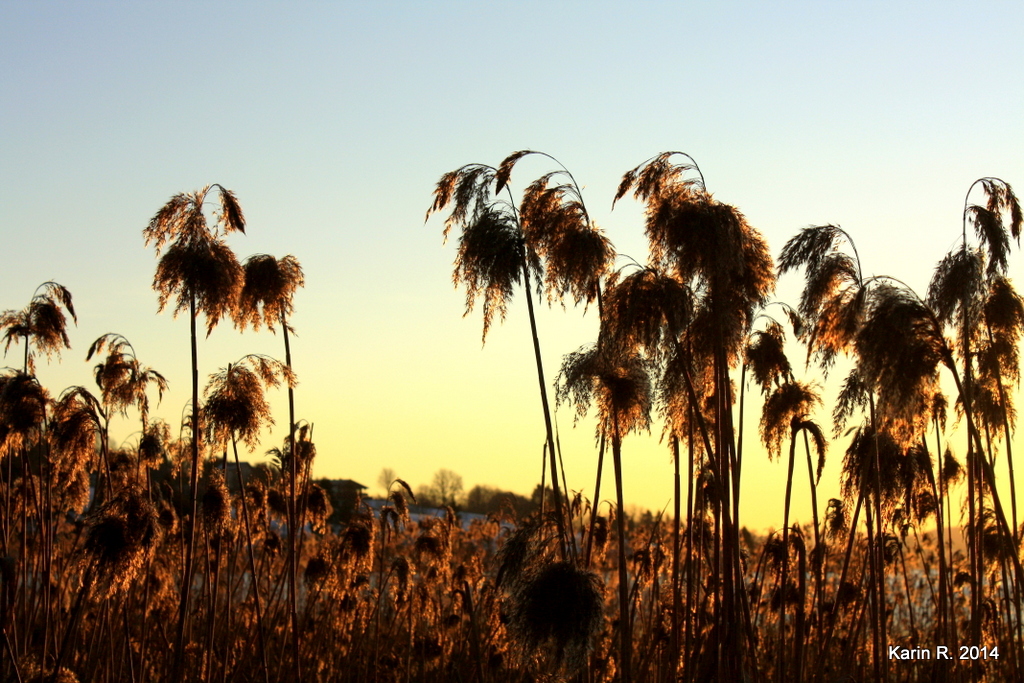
(173, 292, 200, 683)
(521, 264, 570, 561)
(777, 428, 799, 683)
(2, 626, 21, 683)
(554, 425, 577, 559)
(812, 489, 864, 683)
(671, 434, 681, 674)
(795, 530, 807, 681)
(684, 420, 696, 681)
(584, 433, 605, 569)
(611, 416, 631, 683)
(944, 348, 1024, 588)
(896, 540, 917, 641)
(282, 318, 302, 683)
(203, 516, 225, 683)
(51, 561, 95, 682)
(923, 435, 952, 647)
(231, 436, 270, 683)
(801, 430, 823, 623)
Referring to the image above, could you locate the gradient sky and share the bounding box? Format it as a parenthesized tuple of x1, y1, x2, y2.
(2, 2, 1022, 533)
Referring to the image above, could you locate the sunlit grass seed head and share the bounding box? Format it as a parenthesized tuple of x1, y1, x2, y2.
(764, 535, 788, 572)
(107, 449, 136, 488)
(414, 519, 457, 585)
(623, 155, 775, 350)
(162, 435, 188, 478)
(0, 282, 76, 373)
(152, 237, 243, 334)
(380, 505, 400, 534)
(201, 470, 233, 534)
(341, 517, 374, 565)
(590, 515, 609, 556)
(510, 163, 614, 307)
(506, 561, 605, 675)
(0, 371, 49, 459)
(137, 420, 171, 469)
(744, 322, 792, 394)
(205, 355, 293, 451)
(557, 343, 653, 442)
(269, 424, 317, 477)
(143, 186, 245, 251)
(825, 498, 847, 540)
(538, 219, 614, 308)
(266, 486, 288, 519)
(454, 206, 532, 343)
(49, 387, 101, 468)
(294, 423, 316, 463)
(913, 488, 939, 523)
(495, 518, 555, 591)
(687, 512, 716, 551)
(630, 545, 662, 587)
(236, 254, 305, 332)
(144, 185, 246, 335)
(306, 483, 332, 533)
(388, 486, 411, 524)
(304, 551, 332, 587)
(85, 487, 161, 593)
(695, 466, 720, 514)
(391, 555, 410, 601)
(941, 448, 963, 489)
(51, 465, 90, 515)
(414, 533, 444, 567)
(841, 426, 921, 514)
(87, 333, 168, 427)
(157, 498, 178, 536)
(245, 479, 266, 512)
(778, 224, 869, 371)
(980, 508, 1017, 568)
(856, 284, 947, 441)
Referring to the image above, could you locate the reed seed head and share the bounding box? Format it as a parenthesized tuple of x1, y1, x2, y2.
(507, 561, 605, 675)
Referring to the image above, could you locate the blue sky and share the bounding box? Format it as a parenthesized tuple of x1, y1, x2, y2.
(2, 1, 1022, 529)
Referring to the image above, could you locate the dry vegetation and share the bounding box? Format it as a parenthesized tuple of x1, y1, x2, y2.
(1, 160, 1022, 682)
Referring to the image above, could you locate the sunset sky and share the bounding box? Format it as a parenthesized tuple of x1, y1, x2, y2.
(2, 2, 1022, 532)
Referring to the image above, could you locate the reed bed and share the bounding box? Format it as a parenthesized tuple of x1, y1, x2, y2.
(0, 448, 1012, 682)
(3, 163, 1023, 681)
